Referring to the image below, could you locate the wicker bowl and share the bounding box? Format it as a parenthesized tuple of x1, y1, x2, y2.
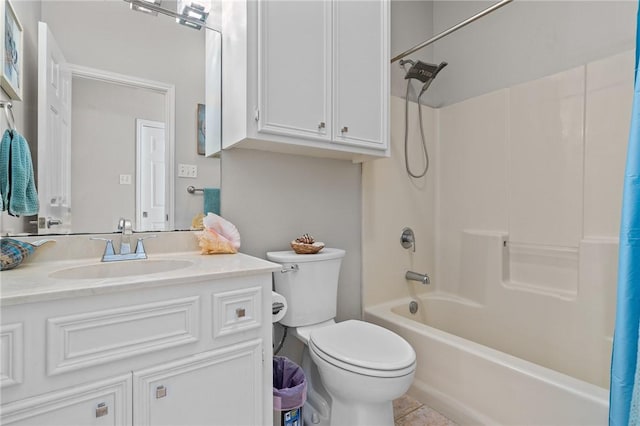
(290, 241, 325, 254)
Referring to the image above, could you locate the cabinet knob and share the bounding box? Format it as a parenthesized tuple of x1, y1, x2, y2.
(341, 126, 349, 134)
(318, 122, 325, 129)
(236, 308, 246, 318)
(96, 402, 109, 418)
(156, 385, 167, 399)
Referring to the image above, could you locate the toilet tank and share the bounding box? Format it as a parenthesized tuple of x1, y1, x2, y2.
(267, 248, 345, 327)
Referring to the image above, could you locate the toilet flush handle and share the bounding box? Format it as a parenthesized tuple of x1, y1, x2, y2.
(281, 264, 299, 273)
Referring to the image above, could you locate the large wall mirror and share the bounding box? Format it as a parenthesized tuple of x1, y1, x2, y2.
(15, 0, 220, 236)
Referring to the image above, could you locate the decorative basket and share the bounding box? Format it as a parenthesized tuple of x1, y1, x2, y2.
(290, 241, 325, 254)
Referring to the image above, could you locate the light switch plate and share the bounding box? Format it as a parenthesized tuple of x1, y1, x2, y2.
(178, 164, 198, 178)
(119, 174, 132, 185)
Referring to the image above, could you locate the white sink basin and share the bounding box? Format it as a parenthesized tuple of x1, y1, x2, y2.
(49, 259, 194, 280)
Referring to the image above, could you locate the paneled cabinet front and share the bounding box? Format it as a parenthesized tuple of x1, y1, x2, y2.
(133, 340, 263, 426)
(223, 0, 389, 160)
(0, 276, 272, 426)
(258, 0, 331, 142)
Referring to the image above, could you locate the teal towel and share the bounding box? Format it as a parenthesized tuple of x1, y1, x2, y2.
(0, 131, 7, 211)
(203, 188, 220, 215)
(0, 130, 39, 216)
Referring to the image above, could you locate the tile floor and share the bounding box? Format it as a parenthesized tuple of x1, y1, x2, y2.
(393, 394, 458, 426)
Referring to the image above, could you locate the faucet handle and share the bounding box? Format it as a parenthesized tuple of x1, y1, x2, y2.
(400, 227, 416, 252)
(90, 237, 116, 257)
(135, 234, 157, 255)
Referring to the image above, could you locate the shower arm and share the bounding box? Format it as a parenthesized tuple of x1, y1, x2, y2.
(391, 0, 513, 64)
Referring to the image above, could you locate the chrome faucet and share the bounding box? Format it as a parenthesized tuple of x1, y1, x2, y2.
(406, 271, 430, 285)
(117, 218, 133, 255)
(90, 218, 156, 262)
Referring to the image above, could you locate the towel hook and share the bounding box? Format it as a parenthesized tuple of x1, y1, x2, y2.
(0, 101, 16, 131)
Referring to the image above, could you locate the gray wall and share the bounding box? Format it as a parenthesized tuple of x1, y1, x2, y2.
(390, 1, 434, 103)
(430, 0, 637, 106)
(40, 1, 218, 231)
(221, 149, 362, 359)
(0, 1, 41, 234)
(390, 1, 636, 107)
(71, 78, 164, 233)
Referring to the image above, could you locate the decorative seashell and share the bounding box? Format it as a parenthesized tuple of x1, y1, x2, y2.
(202, 212, 241, 250)
(295, 233, 315, 244)
(291, 240, 324, 254)
(196, 213, 241, 254)
(198, 227, 237, 254)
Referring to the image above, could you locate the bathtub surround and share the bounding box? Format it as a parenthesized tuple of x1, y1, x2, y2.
(362, 96, 437, 308)
(363, 49, 631, 423)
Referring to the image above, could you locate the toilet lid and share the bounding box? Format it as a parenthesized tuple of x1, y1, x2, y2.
(309, 320, 416, 373)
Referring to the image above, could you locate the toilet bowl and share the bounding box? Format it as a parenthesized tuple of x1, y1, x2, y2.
(308, 320, 416, 425)
(267, 249, 416, 426)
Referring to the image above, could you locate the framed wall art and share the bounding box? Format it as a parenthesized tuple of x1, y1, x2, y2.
(0, 0, 22, 101)
(197, 103, 205, 155)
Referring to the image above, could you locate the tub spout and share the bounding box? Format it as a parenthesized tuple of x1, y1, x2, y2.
(406, 271, 430, 285)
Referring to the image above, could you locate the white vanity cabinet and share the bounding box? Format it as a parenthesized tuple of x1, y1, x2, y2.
(222, 0, 389, 161)
(0, 254, 278, 426)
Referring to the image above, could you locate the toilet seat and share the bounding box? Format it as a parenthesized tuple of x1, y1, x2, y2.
(309, 320, 416, 378)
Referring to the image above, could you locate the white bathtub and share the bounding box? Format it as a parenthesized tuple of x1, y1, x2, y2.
(365, 295, 609, 426)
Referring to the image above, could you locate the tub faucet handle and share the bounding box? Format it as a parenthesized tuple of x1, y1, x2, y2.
(401, 227, 416, 252)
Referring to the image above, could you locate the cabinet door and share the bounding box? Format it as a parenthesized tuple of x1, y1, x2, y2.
(1, 375, 132, 426)
(333, 0, 389, 150)
(134, 340, 263, 426)
(258, 0, 332, 141)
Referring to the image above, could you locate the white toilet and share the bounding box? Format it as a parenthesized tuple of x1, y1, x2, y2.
(267, 248, 416, 426)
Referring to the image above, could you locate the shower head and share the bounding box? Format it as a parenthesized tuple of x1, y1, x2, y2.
(401, 60, 448, 98)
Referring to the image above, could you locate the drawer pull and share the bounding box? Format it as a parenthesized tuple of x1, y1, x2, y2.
(318, 122, 325, 129)
(96, 402, 108, 418)
(236, 308, 246, 318)
(341, 126, 349, 133)
(156, 385, 167, 399)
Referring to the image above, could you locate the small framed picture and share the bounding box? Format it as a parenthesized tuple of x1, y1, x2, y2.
(0, 0, 21, 101)
(197, 103, 205, 155)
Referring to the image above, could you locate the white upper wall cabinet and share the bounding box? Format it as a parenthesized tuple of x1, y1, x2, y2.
(222, 0, 390, 161)
(259, 0, 332, 142)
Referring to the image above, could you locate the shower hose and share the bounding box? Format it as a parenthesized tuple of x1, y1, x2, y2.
(404, 76, 429, 179)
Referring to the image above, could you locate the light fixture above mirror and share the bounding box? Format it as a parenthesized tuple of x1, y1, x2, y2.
(125, 0, 210, 30)
(128, 0, 161, 16)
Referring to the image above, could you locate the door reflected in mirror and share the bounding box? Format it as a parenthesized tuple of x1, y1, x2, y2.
(25, 0, 220, 236)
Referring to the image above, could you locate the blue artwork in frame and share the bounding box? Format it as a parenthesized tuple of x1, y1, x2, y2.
(1, 0, 22, 101)
(197, 103, 205, 155)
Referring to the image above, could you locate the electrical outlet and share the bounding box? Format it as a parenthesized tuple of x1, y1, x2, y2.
(178, 164, 198, 178)
(119, 174, 132, 185)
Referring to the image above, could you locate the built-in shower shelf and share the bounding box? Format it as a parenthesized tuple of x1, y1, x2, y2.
(504, 241, 579, 299)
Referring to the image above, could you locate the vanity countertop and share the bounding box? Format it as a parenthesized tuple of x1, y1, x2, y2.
(1, 251, 281, 306)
